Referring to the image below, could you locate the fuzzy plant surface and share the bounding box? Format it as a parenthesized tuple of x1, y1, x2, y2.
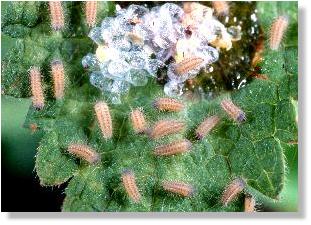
(1, 1, 298, 212)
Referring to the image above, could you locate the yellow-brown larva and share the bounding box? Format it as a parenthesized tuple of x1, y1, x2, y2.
(130, 108, 147, 134)
(221, 178, 246, 206)
(162, 181, 195, 197)
(174, 57, 204, 75)
(67, 144, 100, 164)
(29, 67, 44, 110)
(154, 139, 192, 156)
(85, 1, 97, 27)
(153, 97, 184, 112)
(244, 195, 256, 212)
(94, 101, 113, 139)
(49, 1, 65, 31)
(51, 60, 65, 99)
(220, 99, 246, 123)
(195, 115, 220, 140)
(212, 1, 229, 16)
(149, 120, 185, 139)
(121, 169, 141, 203)
(270, 16, 289, 50)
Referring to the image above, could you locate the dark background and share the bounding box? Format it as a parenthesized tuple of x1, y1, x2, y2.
(1, 96, 66, 212)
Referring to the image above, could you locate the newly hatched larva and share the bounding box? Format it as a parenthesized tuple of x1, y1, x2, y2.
(85, 1, 97, 27)
(94, 101, 113, 139)
(195, 115, 220, 140)
(149, 120, 185, 139)
(162, 181, 195, 197)
(153, 97, 184, 112)
(174, 57, 204, 75)
(220, 99, 246, 123)
(244, 195, 256, 212)
(121, 169, 141, 203)
(154, 139, 192, 156)
(51, 60, 65, 99)
(221, 178, 246, 206)
(212, 1, 229, 16)
(67, 144, 100, 164)
(270, 16, 289, 50)
(130, 108, 147, 134)
(49, 1, 64, 31)
(29, 67, 44, 110)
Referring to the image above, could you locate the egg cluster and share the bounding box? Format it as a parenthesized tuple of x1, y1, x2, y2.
(82, 3, 236, 103)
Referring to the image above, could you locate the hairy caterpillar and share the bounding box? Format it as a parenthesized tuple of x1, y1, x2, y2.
(195, 115, 220, 140)
(220, 99, 246, 123)
(149, 120, 185, 139)
(153, 97, 184, 112)
(162, 181, 195, 197)
(154, 139, 192, 156)
(29, 67, 44, 110)
(51, 60, 65, 99)
(221, 178, 246, 206)
(121, 169, 141, 203)
(94, 101, 113, 139)
(85, 1, 97, 27)
(130, 108, 147, 134)
(49, 1, 65, 31)
(212, 1, 229, 16)
(270, 16, 289, 50)
(244, 195, 256, 212)
(67, 144, 100, 164)
(174, 57, 204, 75)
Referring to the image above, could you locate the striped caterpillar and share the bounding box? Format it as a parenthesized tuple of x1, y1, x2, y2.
(220, 99, 246, 123)
(270, 16, 289, 50)
(154, 139, 192, 156)
(94, 101, 113, 139)
(221, 178, 246, 206)
(174, 57, 204, 75)
(195, 115, 220, 140)
(153, 97, 184, 112)
(29, 67, 44, 110)
(130, 108, 147, 134)
(51, 60, 65, 99)
(149, 120, 185, 139)
(49, 1, 65, 31)
(121, 169, 141, 203)
(67, 144, 100, 164)
(85, 1, 97, 27)
(162, 181, 195, 197)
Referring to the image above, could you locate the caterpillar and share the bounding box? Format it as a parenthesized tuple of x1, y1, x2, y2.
(212, 1, 229, 16)
(67, 144, 100, 164)
(153, 97, 184, 112)
(29, 67, 44, 110)
(85, 1, 97, 27)
(94, 101, 113, 139)
(270, 15, 289, 50)
(220, 99, 246, 123)
(51, 60, 65, 99)
(244, 195, 256, 212)
(162, 181, 195, 197)
(221, 178, 246, 206)
(149, 120, 185, 139)
(130, 108, 147, 134)
(174, 57, 204, 75)
(121, 169, 141, 203)
(195, 115, 220, 140)
(49, 1, 65, 31)
(154, 139, 192, 156)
